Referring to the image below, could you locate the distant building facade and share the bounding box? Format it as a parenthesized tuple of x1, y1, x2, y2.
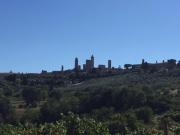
(98, 65, 106, 70)
(86, 60, 92, 71)
(127, 58, 177, 73)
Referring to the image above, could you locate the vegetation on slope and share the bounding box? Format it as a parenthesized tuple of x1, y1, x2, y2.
(0, 70, 180, 134)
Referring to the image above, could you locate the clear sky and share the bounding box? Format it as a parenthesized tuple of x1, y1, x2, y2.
(0, 0, 180, 73)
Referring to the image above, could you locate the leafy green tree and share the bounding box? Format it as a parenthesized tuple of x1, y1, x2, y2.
(108, 114, 127, 135)
(134, 91, 147, 107)
(175, 128, 180, 135)
(0, 97, 14, 123)
(160, 116, 170, 135)
(126, 113, 138, 131)
(5, 74, 16, 82)
(92, 107, 114, 121)
(49, 88, 62, 100)
(40, 100, 60, 123)
(136, 107, 153, 123)
(20, 75, 28, 85)
(112, 87, 134, 111)
(21, 108, 40, 124)
(22, 87, 41, 107)
(40, 96, 80, 123)
(62, 112, 110, 135)
(3, 88, 12, 97)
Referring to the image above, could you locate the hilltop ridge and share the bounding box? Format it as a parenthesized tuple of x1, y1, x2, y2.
(0, 57, 180, 134)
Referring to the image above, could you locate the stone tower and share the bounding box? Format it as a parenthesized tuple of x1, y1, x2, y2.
(108, 60, 111, 69)
(91, 55, 94, 69)
(75, 57, 78, 70)
(61, 65, 64, 72)
(142, 59, 145, 64)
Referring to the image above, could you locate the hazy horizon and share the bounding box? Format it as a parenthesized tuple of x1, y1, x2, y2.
(0, 0, 180, 72)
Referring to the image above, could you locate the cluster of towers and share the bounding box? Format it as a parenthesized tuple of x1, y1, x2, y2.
(74, 55, 112, 72)
(83, 55, 94, 72)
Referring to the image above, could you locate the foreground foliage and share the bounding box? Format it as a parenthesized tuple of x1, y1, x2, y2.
(0, 123, 179, 135)
(0, 113, 180, 135)
(0, 113, 109, 135)
(1, 71, 180, 134)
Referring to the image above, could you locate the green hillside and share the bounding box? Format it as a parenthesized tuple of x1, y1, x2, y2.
(0, 71, 180, 134)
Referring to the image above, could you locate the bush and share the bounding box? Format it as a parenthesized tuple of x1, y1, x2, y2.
(40, 100, 60, 123)
(136, 107, 153, 123)
(62, 112, 110, 135)
(108, 113, 127, 134)
(126, 113, 138, 131)
(171, 113, 180, 123)
(0, 113, 110, 135)
(22, 87, 41, 107)
(49, 88, 62, 100)
(0, 97, 14, 123)
(21, 108, 40, 124)
(3, 88, 12, 97)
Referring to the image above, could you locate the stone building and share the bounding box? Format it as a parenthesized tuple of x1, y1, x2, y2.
(98, 65, 106, 70)
(131, 59, 177, 72)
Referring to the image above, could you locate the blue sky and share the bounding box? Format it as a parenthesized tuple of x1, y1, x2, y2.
(0, 0, 180, 73)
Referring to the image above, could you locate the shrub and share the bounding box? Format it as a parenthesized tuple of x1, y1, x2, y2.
(136, 107, 153, 123)
(22, 87, 41, 107)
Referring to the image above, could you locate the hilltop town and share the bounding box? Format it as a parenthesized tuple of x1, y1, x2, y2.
(1, 55, 180, 88)
(41, 55, 180, 75)
(1, 56, 180, 134)
(2, 55, 180, 85)
(41, 55, 117, 75)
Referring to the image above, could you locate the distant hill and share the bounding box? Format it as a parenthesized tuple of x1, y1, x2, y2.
(0, 68, 180, 134)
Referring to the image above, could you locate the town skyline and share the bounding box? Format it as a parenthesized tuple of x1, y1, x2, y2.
(3, 54, 180, 74)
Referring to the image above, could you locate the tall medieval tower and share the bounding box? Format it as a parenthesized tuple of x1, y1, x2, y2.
(108, 60, 111, 69)
(75, 57, 78, 70)
(91, 55, 94, 69)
